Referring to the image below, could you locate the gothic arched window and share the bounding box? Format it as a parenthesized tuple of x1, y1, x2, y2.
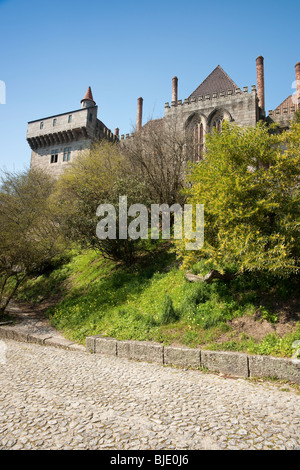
(209, 108, 232, 133)
(212, 119, 223, 132)
(192, 121, 205, 160)
(186, 115, 206, 162)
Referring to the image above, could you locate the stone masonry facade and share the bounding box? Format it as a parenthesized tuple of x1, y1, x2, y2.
(27, 57, 300, 175)
(27, 87, 118, 178)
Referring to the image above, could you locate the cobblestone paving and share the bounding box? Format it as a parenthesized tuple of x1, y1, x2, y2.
(0, 339, 299, 450)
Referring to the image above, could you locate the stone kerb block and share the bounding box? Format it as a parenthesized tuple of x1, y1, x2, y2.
(117, 340, 132, 359)
(0, 326, 28, 343)
(95, 337, 117, 356)
(201, 350, 249, 377)
(92, 336, 117, 356)
(164, 346, 201, 368)
(248, 355, 300, 384)
(132, 341, 164, 364)
(86, 335, 96, 353)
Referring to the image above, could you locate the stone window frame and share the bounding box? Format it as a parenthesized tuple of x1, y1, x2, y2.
(207, 108, 233, 132)
(63, 147, 71, 162)
(50, 149, 59, 164)
(185, 112, 207, 162)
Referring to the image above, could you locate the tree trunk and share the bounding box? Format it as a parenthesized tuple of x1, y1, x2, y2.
(0, 273, 27, 316)
(185, 269, 238, 283)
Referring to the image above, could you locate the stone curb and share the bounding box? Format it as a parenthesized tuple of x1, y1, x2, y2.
(1, 322, 299, 384)
(0, 325, 85, 352)
(86, 335, 300, 384)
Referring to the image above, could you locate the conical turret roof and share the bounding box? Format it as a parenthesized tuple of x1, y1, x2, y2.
(81, 86, 95, 104)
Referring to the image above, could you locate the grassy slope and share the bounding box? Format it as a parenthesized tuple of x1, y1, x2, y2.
(16, 246, 300, 358)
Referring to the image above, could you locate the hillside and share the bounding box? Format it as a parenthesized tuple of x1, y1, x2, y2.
(14, 245, 300, 359)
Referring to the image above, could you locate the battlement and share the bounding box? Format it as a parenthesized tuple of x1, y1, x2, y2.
(96, 120, 119, 142)
(164, 85, 256, 112)
(120, 132, 135, 141)
(268, 106, 296, 117)
(268, 95, 297, 129)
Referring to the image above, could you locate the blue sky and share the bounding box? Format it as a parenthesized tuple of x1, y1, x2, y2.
(0, 0, 299, 172)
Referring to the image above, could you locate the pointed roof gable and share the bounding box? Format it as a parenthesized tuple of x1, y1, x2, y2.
(81, 86, 95, 104)
(188, 65, 239, 99)
(273, 95, 295, 113)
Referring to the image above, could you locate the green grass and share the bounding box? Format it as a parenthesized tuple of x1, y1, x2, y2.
(15, 246, 300, 357)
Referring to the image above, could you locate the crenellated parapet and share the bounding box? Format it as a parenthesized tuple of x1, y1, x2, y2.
(27, 106, 119, 151)
(164, 84, 259, 129)
(120, 132, 135, 141)
(268, 106, 296, 117)
(268, 95, 297, 129)
(164, 85, 257, 113)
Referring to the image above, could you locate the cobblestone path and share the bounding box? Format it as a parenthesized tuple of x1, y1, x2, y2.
(0, 339, 299, 450)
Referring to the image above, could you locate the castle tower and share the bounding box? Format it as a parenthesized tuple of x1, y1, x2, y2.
(81, 86, 96, 109)
(27, 88, 118, 177)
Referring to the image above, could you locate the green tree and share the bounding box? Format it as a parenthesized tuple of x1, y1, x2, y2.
(0, 168, 66, 315)
(175, 121, 300, 278)
(293, 109, 300, 124)
(56, 140, 152, 263)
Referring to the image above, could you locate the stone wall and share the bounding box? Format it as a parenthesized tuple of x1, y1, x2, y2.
(27, 104, 119, 177)
(268, 108, 296, 130)
(164, 86, 259, 130)
(30, 139, 93, 178)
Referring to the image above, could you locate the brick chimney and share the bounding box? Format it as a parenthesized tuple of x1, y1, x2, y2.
(136, 97, 143, 131)
(256, 56, 265, 114)
(295, 62, 300, 108)
(172, 76, 178, 106)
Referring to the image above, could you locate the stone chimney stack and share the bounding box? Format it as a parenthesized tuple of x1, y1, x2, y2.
(295, 62, 300, 108)
(115, 127, 119, 137)
(136, 97, 143, 131)
(172, 76, 178, 106)
(256, 56, 265, 115)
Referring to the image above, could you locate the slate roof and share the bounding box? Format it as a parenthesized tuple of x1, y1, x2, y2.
(188, 65, 239, 99)
(142, 118, 163, 131)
